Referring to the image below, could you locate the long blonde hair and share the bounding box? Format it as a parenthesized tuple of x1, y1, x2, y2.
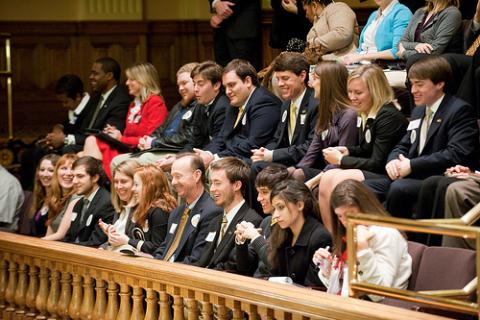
(125, 62, 162, 103)
(426, 0, 459, 14)
(348, 65, 395, 116)
(29, 154, 60, 219)
(111, 160, 141, 213)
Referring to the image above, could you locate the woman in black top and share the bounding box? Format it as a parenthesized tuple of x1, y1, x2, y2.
(318, 65, 407, 233)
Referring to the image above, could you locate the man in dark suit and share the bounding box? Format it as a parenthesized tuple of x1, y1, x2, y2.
(194, 59, 282, 167)
(64, 156, 115, 246)
(365, 56, 479, 218)
(208, 0, 262, 70)
(153, 153, 222, 263)
(194, 157, 262, 272)
(63, 57, 131, 153)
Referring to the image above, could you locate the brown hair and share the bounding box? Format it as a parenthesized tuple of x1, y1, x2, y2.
(315, 62, 350, 132)
(29, 154, 60, 219)
(209, 157, 250, 196)
(255, 163, 289, 189)
(426, 0, 459, 14)
(408, 55, 452, 85)
(329, 179, 391, 257)
(46, 153, 78, 226)
(268, 179, 321, 268)
(191, 61, 223, 85)
(177, 62, 199, 77)
(111, 160, 141, 213)
(133, 165, 177, 228)
(271, 52, 310, 85)
(223, 59, 260, 87)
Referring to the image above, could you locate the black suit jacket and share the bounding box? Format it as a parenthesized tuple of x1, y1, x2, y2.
(125, 207, 169, 254)
(209, 0, 261, 40)
(265, 87, 318, 165)
(342, 103, 408, 174)
(206, 86, 282, 163)
(186, 93, 229, 151)
(194, 202, 262, 271)
(154, 191, 223, 263)
(62, 95, 94, 136)
(77, 85, 131, 145)
(388, 94, 479, 179)
(64, 188, 115, 247)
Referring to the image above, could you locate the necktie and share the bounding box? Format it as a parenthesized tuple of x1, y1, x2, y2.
(88, 96, 104, 128)
(234, 105, 244, 128)
(466, 34, 480, 57)
(419, 106, 433, 153)
(163, 207, 190, 262)
(217, 213, 228, 247)
(288, 103, 297, 143)
(75, 198, 90, 243)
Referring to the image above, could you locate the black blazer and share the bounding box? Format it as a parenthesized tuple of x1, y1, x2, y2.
(209, 0, 261, 40)
(149, 100, 197, 151)
(341, 103, 408, 174)
(77, 85, 131, 145)
(154, 191, 222, 263)
(265, 87, 318, 165)
(125, 207, 169, 254)
(271, 215, 331, 287)
(194, 202, 262, 271)
(206, 86, 282, 163)
(62, 95, 94, 136)
(186, 93, 229, 151)
(388, 94, 479, 179)
(64, 188, 115, 247)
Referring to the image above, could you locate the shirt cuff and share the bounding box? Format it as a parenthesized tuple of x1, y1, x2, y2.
(64, 134, 76, 146)
(211, 0, 220, 12)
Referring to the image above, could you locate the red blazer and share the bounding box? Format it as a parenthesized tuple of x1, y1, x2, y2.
(120, 95, 168, 146)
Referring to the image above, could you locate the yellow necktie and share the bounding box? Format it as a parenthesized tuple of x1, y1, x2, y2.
(288, 103, 297, 143)
(234, 105, 244, 128)
(419, 106, 433, 153)
(466, 34, 480, 56)
(217, 213, 228, 247)
(163, 207, 190, 262)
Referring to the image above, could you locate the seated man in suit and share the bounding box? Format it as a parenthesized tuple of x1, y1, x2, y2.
(62, 57, 131, 153)
(64, 156, 115, 246)
(0, 165, 24, 231)
(110, 62, 200, 172)
(194, 59, 282, 167)
(248, 52, 317, 209)
(365, 56, 479, 218)
(153, 153, 222, 263)
(194, 157, 262, 272)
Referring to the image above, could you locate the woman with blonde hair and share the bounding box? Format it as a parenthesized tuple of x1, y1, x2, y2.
(398, 0, 461, 60)
(30, 154, 60, 236)
(107, 164, 176, 254)
(83, 62, 168, 179)
(317, 65, 407, 233)
(313, 179, 411, 300)
(98, 160, 140, 251)
(42, 153, 81, 240)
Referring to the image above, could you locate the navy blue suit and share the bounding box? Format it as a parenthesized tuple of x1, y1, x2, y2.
(153, 191, 222, 264)
(206, 86, 282, 163)
(365, 94, 479, 218)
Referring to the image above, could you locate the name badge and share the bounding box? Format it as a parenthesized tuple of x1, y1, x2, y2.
(182, 110, 192, 120)
(71, 212, 78, 221)
(365, 129, 372, 144)
(410, 130, 417, 143)
(85, 214, 93, 227)
(40, 207, 48, 216)
(300, 114, 306, 125)
(407, 119, 421, 131)
(169, 223, 178, 234)
(205, 231, 216, 242)
(191, 214, 201, 228)
(242, 114, 247, 126)
(321, 129, 329, 141)
(357, 116, 362, 128)
(281, 110, 287, 123)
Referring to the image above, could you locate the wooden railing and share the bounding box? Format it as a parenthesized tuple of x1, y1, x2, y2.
(0, 232, 448, 320)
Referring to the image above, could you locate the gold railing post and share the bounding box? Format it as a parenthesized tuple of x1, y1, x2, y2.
(116, 284, 130, 320)
(34, 266, 49, 320)
(130, 286, 143, 320)
(57, 272, 72, 319)
(172, 289, 184, 320)
(46, 270, 60, 319)
(80, 275, 94, 320)
(68, 274, 82, 319)
(0, 260, 8, 313)
(91, 279, 106, 320)
(14, 263, 28, 319)
(4, 261, 18, 320)
(105, 281, 118, 320)
(144, 288, 157, 320)
(185, 290, 198, 320)
(157, 285, 170, 320)
(25, 265, 38, 320)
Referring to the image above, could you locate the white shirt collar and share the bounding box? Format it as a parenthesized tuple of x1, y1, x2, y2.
(101, 85, 117, 107)
(84, 186, 100, 203)
(188, 192, 203, 210)
(379, 0, 398, 18)
(68, 93, 90, 124)
(427, 94, 444, 115)
(240, 87, 256, 110)
(223, 199, 245, 228)
(291, 88, 307, 116)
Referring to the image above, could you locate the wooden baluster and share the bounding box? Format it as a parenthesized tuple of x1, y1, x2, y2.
(258, 306, 274, 320)
(57, 272, 72, 319)
(4, 261, 18, 320)
(34, 267, 49, 320)
(24, 265, 38, 320)
(231, 301, 243, 320)
(104, 281, 118, 320)
(143, 289, 157, 320)
(199, 301, 213, 320)
(0, 260, 8, 314)
(14, 263, 28, 320)
(130, 286, 143, 320)
(172, 289, 184, 320)
(116, 284, 131, 320)
(68, 274, 82, 320)
(46, 270, 60, 320)
(245, 305, 258, 320)
(80, 275, 94, 320)
(186, 290, 198, 320)
(215, 298, 229, 320)
(157, 286, 171, 320)
(91, 279, 107, 320)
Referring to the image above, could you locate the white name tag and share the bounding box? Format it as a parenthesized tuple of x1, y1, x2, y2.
(71, 212, 78, 221)
(85, 214, 93, 227)
(205, 231, 216, 242)
(357, 116, 362, 128)
(169, 223, 178, 234)
(300, 114, 306, 125)
(407, 119, 421, 131)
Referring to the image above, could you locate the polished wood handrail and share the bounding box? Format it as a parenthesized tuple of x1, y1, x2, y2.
(0, 232, 448, 320)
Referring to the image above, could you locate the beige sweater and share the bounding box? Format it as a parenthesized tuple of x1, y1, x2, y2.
(306, 2, 359, 60)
